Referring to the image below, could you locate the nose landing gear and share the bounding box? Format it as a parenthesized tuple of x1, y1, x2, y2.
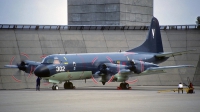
(52, 84, 59, 90)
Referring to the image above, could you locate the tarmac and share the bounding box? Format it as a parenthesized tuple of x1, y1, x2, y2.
(0, 86, 200, 112)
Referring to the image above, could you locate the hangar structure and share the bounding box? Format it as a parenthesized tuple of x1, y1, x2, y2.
(0, 0, 199, 89)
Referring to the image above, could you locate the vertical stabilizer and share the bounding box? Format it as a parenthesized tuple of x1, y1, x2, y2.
(127, 17, 163, 53)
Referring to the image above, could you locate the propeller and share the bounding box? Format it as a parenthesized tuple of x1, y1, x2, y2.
(126, 59, 137, 73)
(93, 64, 108, 85)
(5, 53, 34, 82)
(94, 64, 115, 85)
(95, 64, 109, 76)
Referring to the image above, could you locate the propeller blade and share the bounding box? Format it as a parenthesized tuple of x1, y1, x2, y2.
(12, 70, 22, 82)
(20, 52, 29, 61)
(126, 79, 138, 84)
(4, 65, 18, 68)
(7, 53, 30, 82)
(91, 76, 99, 84)
(107, 75, 115, 84)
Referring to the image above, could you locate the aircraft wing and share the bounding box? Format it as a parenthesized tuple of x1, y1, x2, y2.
(155, 49, 196, 58)
(117, 65, 194, 76)
(140, 65, 194, 75)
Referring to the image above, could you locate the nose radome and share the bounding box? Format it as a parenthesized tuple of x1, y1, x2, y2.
(34, 65, 50, 77)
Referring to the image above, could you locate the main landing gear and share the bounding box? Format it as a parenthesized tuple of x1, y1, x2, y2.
(64, 81, 75, 89)
(118, 83, 131, 90)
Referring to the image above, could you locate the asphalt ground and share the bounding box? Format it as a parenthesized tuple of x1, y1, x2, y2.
(0, 86, 199, 112)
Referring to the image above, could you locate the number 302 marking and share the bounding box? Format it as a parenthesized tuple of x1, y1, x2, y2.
(56, 66, 65, 72)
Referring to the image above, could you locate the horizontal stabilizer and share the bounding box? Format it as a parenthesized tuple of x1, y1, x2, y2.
(4, 65, 18, 68)
(147, 65, 194, 71)
(141, 65, 194, 75)
(155, 49, 196, 58)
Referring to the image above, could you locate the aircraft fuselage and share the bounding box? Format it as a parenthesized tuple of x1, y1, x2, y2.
(34, 52, 168, 80)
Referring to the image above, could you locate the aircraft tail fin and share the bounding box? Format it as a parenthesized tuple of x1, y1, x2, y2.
(127, 17, 163, 53)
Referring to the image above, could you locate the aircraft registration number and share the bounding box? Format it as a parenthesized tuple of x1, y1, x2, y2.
(56, 66, 65, 72)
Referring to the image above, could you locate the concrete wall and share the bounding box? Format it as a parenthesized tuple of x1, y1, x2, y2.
(0, 29, 199, 89)
(68, 0, 153, 25)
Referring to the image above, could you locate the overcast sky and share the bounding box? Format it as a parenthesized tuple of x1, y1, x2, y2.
(0, 0, 199, 25)
(154, 0, 199, 25)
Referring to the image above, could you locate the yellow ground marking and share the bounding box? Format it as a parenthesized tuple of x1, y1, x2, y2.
(157, 88, 192, 93)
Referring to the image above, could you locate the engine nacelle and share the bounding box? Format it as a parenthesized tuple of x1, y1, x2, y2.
(127, 60, 159, 74)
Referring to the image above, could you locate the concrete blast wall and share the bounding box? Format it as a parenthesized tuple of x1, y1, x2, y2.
(68, 0, 153, 25)
(0, 29, 199, 89)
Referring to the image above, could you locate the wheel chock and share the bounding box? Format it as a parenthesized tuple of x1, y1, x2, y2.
(117, 87, 132, 90)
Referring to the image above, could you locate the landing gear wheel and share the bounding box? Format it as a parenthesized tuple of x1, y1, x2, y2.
(64, 81, 74, 89)
(52, 85, 59, 90)
(120, 83, 124, 88)
(119, 83, 129, 89)
(125, 83, 129, 89)
(55, 85, 59, 90)
(64, 82, 69, 89)
(69, 82, 73, 89)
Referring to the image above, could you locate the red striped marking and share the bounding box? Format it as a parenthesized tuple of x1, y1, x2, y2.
(126, 79, 138, 84)
(92, 57, 98, 65)
(28, 66, 35, 78)
(124, 52, 136, 56)
(21, 52, 29, 59)
(11, 76, 21, 82)
(40, 55, 47, 59)
(43, 82, 50, 86)
(140, 61, 144, 72)
(106, 56, 113, 63)
(91, 76, 98, 84)
(10, 56, 21, 82)
(107, 76, 114, 84)
(10, 56, 15, 65)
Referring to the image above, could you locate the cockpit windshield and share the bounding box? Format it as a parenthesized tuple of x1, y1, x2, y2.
(42, 56, 61, 64)
(42, 57, 54, 64)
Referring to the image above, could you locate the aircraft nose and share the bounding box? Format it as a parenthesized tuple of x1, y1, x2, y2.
(34, 65, 50, 77)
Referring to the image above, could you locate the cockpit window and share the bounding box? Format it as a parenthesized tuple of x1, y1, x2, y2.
(42, 56, 61, 64)
(42, 57, 54, 64)
(53, 57, 60, 64)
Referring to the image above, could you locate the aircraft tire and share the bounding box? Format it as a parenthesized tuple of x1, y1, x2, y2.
(64, 82, 69, 89)
(55, 85, 59, 90)
(120, 83, 129, 89)
(125, 83, 129, 89)
(52, 85, 56, 90)
(120, 83, 124, 89)
(64, 82, 73, 89)
(69, 82, 73, 89)
(52, 85, 59, 90)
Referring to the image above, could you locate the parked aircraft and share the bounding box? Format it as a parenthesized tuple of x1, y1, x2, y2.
(5, 17, 195, 90)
